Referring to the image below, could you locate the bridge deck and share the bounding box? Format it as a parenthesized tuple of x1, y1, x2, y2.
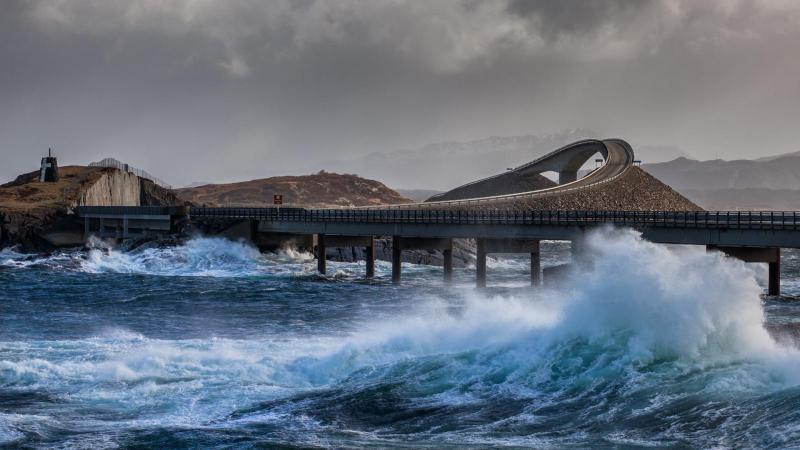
(75, 206, 800, 248)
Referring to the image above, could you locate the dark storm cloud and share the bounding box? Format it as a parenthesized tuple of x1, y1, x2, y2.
(506, 0, 646, 40)
(1, 0, 799, 187)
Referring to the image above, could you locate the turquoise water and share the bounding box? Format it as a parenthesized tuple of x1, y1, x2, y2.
(1, 229, 800, 448)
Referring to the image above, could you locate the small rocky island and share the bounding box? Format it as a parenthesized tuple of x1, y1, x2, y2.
(0, 157, 421, 255)
(0, 161, 180, 251)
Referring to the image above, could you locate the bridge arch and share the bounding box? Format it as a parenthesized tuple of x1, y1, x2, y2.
(514, 139, 609, 184)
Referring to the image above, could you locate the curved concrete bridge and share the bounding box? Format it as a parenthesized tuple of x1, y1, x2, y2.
(370, 138, 635, 209)
(74, 138, 791, 294)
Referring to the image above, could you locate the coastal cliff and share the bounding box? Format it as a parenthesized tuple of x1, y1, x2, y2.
(0, 166, 181, 250)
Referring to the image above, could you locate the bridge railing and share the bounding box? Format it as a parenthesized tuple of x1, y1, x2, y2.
(75, 206, 186, 216)
(185, 207, 800, 231)
(74, 206, 800, 230)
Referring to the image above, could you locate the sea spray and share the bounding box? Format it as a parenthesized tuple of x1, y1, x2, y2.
(300, 229, 792, 379)
(81, 237, 266, 276)
(3, 229, 800, 446)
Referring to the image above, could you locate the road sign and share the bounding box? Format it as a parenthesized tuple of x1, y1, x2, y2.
(273, 194, 283, 205)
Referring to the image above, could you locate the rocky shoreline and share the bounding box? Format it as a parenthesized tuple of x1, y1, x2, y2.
(0, 166, 183, 252)
(325, 237, 477, 268)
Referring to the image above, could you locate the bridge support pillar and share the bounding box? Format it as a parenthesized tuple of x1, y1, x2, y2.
(769, 256, 781, 296)
(475, 238, 540, 287)
(708, 246, 781, 296)
(476, 239, 487, 288)
(392, 237, 453, 284)
(317, 234, 327, 275)
(366, 240, 376, 278)
(392, 236, 402, 283)
(443, 242, 454, 283)
(316, 234, 375, 278)
(531, 249, 541, 286)
(559, 170, 578, 184)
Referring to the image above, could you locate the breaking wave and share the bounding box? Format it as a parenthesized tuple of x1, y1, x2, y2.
(81, 237, 271, 277)
(2, 229, 799, 446)
(0, 237, 321, 278)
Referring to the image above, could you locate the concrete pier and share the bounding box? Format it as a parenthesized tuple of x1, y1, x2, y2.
(392, 235, 402, 283)
(81, 211, 173, 240)
(443, 241, 454, 283)
(476, 239, 487, 288)
(769, 252, 781, 296)
(531, 249, 541, 286)
(391, 236, 453, 283)
(558, 170, 578, 184)
(316, 234, 375, 278)
(475, 238, 540, 287)
(708, 245, 781, 296)
(366, 240, 376, 278)
(317, 234, 327, 275)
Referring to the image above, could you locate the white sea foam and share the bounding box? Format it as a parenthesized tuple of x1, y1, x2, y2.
(80, 237, 266, 277)
(288, 228, 800, 391)
(2, 228, 799, 443)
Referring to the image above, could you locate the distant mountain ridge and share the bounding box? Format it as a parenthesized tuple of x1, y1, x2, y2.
(641, 152, 800, 210)
(643, 154, 800, 191)
(323, 129, 692, 190)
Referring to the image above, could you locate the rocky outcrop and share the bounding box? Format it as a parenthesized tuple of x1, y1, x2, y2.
(326, 238, 476, 268)
(78, 170, 142, 206)
(0, 166, 181, 250)
(77, 170, 183, 207)
(176, 171, 413, 208)
(140, 178, 183, 206)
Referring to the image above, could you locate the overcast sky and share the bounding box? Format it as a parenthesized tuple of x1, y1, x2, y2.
(2, 0, 800, 186)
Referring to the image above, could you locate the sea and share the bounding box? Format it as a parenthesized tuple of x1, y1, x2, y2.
(1, 228, 800, 448)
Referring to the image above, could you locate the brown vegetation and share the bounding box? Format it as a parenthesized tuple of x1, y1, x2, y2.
(176, 171, 413, 207)
(0, 166, 182, 249)
(0, 166, 108, 213)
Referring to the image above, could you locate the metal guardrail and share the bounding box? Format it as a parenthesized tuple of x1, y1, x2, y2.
(187, 207, 800, 231)
(89, 158, 173, 190)
(75, 206, 800, 231)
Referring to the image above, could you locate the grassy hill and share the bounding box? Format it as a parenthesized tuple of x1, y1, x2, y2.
(176, 171, 413, 208)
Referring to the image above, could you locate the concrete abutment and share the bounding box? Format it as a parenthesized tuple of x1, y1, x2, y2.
(708, 245, 781, 296)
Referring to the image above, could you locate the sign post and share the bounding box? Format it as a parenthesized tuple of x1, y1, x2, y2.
(273, 194, 283, 205)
